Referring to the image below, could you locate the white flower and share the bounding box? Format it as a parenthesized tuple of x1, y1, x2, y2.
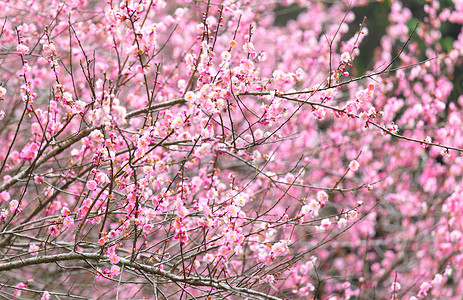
(340, 52, 351, 63)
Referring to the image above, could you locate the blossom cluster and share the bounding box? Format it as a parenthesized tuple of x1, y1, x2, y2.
(0, 0, 462, 299)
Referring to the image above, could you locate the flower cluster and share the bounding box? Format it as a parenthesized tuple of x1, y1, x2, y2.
(0, 0, 462, 299)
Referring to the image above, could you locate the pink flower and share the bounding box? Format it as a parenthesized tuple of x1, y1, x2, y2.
(300, 204, 311, 215)
(0, 191, 10, 202)
(83, 198, 92, 208)
(171, 115, 183, 129)
(417, 281, 432, 297)
(422, 136, 432, 148)
(96, 172, 109, 184)
(17, 44, 29, 55)
(13, 282, 27, 297)
(243, 42, 255, 54)
(9, 200, 19, 213)
(48, 225, 59, 237)
(72, 100, 86, 114)
(110, 265, 121, 277)
(227, 205, 240, 218)
(317, 191, 328, 206)
(110, 254, 120, 264)
(348, 210, 359, 219)
(137, 136, 150, 151)
(273, 69, 287, 82)
(41, 291, 51, 300)
(20, 142, 39, 161)
(264, 274, 276, 283)
(391, 281, 401, 292)
(386, 121, 399, 134)
(29, 243, 39, 256)
(303, 199, 321, 218)
(184, 91, 196, 102)
(349, 160, 359, 171)
(218, 245, 230, 257)
(271, 241, 289, 256)
(34, 175, 44, 184)
(61, 207, 71, 215)
(321, 218, 331, 229)
(177, 206, 189, 218)
(203, 253, 214, 264)
(63, 216, 74, 227)
(340, 52, 351, 63)
(226, 230, 238, 242)
(143, 223, 153, 234)
(86, 180, 97, 191)
(144, 208, 156, 220)
(43, 43, 56, 55)
(338, 218, 347, 228)
(0, 209, 8, 221)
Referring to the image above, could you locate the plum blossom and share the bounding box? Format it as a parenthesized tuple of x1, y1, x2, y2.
(227, 205, 240, 217)
(203, 253, 214, 264)
(417, 281, 432, 297)
(143, 223, 153, 234)
(110, 265, 121, 277)
(17, 44, 29, 55)
(317, 191, 328, 206)
(110, 254, 120, 264)
(221, 51, 231, 60)
(9, 199, 19, 213)
(340, 52, 351, 63)
(243, 42, 255, 54)
(41, 291, 51, 300)
(29, 243, 39, 256)
(86, 180, 98, 191)
(0, 1, 462, 299)
(184, 91, 197, 102)
(13, 282, 27, 297)
(0, 191, 10, 202)
(391, 281, 401, 293)
(338, 218, 347, 228)
(63, 216, 74, 227)
(321, 218, 331, 229)
(349, 160, 359, 171)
